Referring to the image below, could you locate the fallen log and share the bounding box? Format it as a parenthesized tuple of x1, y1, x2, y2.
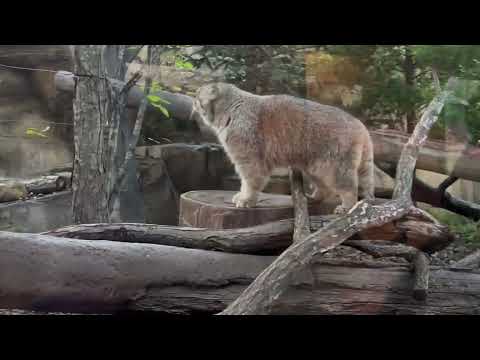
(0, 231, 271, 314)
(0, 174, 71, 203)
(1, 231, 479, 315)
(45, 207, 454, 256)
(25, 174, 70, 195)
(372, 129, 480, 182)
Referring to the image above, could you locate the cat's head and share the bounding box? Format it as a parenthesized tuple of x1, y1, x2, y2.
(192, 83, 235, 127)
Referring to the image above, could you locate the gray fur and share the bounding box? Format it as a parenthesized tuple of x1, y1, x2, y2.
(192, 83, 375, 214)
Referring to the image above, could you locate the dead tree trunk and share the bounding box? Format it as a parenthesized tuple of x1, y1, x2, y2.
(72, 45, 144, 224)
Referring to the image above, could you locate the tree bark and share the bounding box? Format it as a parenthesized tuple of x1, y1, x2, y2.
(412, 252, 430, 301)
(1, 231, 479, 315)
(0, 231, 272, 314)
(72, 45, 144, 224)
(289, 169, 311, 243)
(404, 45, 417, 134)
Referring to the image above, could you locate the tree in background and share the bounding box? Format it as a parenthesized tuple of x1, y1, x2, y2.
(180, 45, 313, 96)
(72, 45, 148, 224)
(177, 45, 480, 142)
(326, 45, 480, 141)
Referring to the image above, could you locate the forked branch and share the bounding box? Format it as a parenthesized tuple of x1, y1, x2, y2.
(219, 77, 457, 315)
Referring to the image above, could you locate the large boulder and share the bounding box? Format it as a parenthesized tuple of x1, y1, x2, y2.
(136, 143, 233, 225)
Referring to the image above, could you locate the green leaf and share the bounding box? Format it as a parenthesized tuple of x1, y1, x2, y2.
(147, 95, 162, 102)
(147, 94, 171, 106)
(156, 97, 171, 105)
(25, 128, 48, 138)
(175, 59, 194, 70)
(152, 103, 170, 118)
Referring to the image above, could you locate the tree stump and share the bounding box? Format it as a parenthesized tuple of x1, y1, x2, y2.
(179, 190, 333, 230)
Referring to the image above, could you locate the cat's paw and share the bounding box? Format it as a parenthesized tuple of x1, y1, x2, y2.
(334, 205, 349, 215)
(232, 193, 257, 208)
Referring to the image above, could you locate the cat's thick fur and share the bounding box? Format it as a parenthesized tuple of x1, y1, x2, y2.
(192, 83, 375, 214)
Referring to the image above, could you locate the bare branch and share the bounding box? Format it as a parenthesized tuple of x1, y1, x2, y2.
(113, 46, 155, 198)
(124, 45, 145, 64)
(438, 176, 459, 193)
(121, 71, 142, 95)
(218, 198, 412, 315)
(393, 78, 455, 200)
(412, 252, 430, 301)
(289, 169, 310, 244)
(431, 67, 441, 92)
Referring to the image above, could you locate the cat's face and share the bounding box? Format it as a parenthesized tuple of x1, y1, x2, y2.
(192, 84, 221, 126)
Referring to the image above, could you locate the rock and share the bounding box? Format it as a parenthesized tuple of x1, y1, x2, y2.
(137, 143, 233, 225)
(0, 183, 28, 203)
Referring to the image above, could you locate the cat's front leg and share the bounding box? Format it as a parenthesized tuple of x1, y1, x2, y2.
(232, 167, 270, 208)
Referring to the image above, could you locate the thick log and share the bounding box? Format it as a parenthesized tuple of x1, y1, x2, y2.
(1, 231, 479, 315)
(0, 231, 271, 314)
(372, 129, 480, 183)
(0, 174, 70, 203)
(24, 174, 70, 195)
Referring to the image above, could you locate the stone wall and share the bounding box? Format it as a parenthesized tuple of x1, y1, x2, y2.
(0, 49, 74, 177)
